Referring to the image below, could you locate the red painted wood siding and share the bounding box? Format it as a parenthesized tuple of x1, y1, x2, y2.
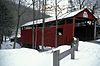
(75, 8, 96, 20)
(21, 23, 73, 47)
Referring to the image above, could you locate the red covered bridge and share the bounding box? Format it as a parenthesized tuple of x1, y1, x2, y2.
(21, 8, 96, 48)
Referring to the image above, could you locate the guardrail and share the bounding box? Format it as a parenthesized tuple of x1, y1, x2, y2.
(53, 38, 79, 66)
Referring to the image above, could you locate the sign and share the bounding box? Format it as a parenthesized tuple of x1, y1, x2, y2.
(83, 11, 88, 18)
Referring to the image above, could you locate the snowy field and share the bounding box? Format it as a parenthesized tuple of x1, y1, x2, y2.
(0, 39, 100, 66)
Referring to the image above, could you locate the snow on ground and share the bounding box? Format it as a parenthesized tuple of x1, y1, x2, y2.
(0, 48, 53, 66)
(0, 40, 100, 66)
(60, 41, 100, 66)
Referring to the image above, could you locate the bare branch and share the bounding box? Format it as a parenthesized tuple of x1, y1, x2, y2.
(20, 3, 33, 16)
(81, 0, 86, 8)
(11, 0, 18, 11)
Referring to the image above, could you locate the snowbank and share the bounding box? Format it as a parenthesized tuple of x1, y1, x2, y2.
(60, 41, 100, 66)
(0, 48, 52, 66)
(0, 40, 100, 66)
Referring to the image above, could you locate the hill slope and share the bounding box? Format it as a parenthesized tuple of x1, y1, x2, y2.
(6, 0, 50, 26)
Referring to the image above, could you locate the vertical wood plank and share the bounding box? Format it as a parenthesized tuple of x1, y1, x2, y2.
(71, 43, 75, 59)
(53, 50, 59, 66)
(75, 38, 79, 51)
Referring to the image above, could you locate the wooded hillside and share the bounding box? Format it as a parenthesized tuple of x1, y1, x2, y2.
(6, 0, 50, 26)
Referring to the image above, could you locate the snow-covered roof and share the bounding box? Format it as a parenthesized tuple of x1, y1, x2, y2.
(22, 17, 55, 27)
(21, 8, 88, 27)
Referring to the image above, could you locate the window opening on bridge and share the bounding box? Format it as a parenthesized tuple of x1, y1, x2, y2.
(57, 28, 63, 36)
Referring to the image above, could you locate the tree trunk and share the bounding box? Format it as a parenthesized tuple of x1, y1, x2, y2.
(55, 0, 58, 47)
(41, 0, 46, 51)
(13, 0, 21, 49)
(0, 34, 3, 49)
(0, 36, 2, 49)
(5, 36, 6, 42)
(32, 0, 35, 49)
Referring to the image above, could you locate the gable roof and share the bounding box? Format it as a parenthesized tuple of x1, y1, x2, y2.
(22, 8, 96, 27)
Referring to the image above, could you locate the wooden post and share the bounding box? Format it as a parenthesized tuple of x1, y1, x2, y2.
(53, 50, 59, 66)
(94, 20, 96, 40)
(71, 43, 75, 59)
(75, 38, 79, 51)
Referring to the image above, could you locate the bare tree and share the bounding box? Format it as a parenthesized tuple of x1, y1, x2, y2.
(13, 0, 21, 49)
(0, 0, 15, 49)
(41, 0, 69, 48)
(41, 0, 46, 50)
(32, 0, 35, 49)
(78, 0, 86, 9)
(55, 0, 58, 47)
(67, 0, 76, 12)
(88, 0, 100, 15)
(34, 0, 42, 49)
(12, 0, 33, 48)
(73, 0, 100, 14)
(73, 0, 86, 9)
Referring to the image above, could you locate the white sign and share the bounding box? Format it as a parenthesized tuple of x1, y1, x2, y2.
(83, 11, 88, 18)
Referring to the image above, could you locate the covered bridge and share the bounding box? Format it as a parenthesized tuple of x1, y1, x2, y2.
(65, 8, 97, 41)
(21, 8, 97, 48)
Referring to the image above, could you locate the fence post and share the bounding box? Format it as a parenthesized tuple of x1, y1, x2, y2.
(53, 50, 59, 66)
(75, 38, 79, 51)
(71, 43, 75, 59)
